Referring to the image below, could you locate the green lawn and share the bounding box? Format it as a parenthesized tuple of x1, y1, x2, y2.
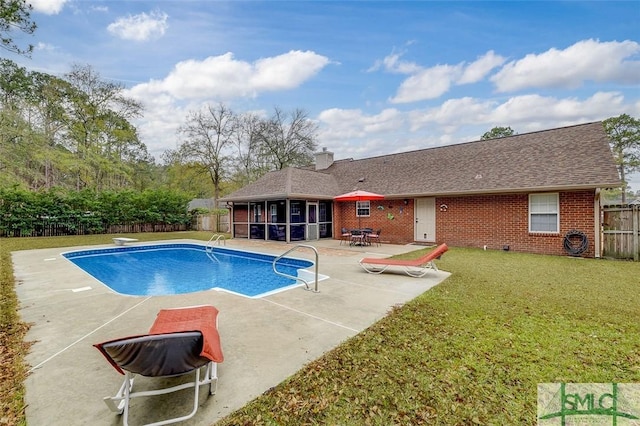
(2, 235, 639, 425)
(216, 247, 640, 425)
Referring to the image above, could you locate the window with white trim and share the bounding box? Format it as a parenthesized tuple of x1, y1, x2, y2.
(529, 193, 559, 233)
(356, 201, 370, 217)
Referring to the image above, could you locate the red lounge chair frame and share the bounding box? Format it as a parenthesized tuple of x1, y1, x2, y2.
(94, 305, 223, 426)
(359, 243, 448, 277)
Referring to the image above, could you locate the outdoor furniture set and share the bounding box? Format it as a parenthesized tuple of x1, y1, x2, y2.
(340, 228, 382, 247)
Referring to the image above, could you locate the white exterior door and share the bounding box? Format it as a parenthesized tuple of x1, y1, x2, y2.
(307, 202, 318, 240)
(414, 197, 436, 242)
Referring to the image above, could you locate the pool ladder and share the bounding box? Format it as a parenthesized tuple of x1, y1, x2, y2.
(205, 234, 226, 262)
(272, 244, 320, 293)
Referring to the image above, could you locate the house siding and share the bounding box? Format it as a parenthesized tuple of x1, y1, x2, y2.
(436, 190, 596, 257)
(334, 199, 415, 244)
(334, 191, 597, 257)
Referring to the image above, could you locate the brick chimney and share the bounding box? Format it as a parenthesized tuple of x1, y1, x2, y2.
(315, 147, 334, 170)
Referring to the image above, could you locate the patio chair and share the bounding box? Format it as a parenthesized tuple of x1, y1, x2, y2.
(368, 229, 382, 246)
(350, 229, 367, 246)
(359, 243, 448, 277)
(339, 227, 351, 245)
(94, 305, 224, 426)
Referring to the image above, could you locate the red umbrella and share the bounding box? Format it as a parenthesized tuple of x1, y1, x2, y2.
(333, 190, 385, 202)
(334, 190, 384, 230)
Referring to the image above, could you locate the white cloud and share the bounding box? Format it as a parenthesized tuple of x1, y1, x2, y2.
(131, 50, 330, 101)
(368, 49, 422, 74)
(316, 107, 465, 159)
(492, 39, 640, 92)
(490, 91, 627, 125)
(316, 91, 634, 161)
(388, 50, 505, 103)
(385, 40, 640, 104)
(34, 42, 56, 52)
(107, 11, 169, 41)
(29, 0, 67, 14)
(404, 91, 630, 137)
(125, 90, 198, 157)
(390, 64, 463, 103)
(458, 50, 506, 84)
(318, 108, 404, 140)
(251, 51, 331, 91)
(408, 97, 496, 128)
(126, 50, 330, 157)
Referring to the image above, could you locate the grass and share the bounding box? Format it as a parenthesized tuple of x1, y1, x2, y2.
(2, 236, 639, 425)
(216, 247, 640, 425)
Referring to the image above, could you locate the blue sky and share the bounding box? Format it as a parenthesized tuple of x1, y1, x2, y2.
(10, 1, 640, 190)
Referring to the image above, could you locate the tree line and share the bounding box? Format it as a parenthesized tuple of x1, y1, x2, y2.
(0, 59, 319, 204)
(0, 60, 152, 191)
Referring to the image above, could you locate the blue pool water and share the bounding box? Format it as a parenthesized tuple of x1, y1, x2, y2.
(62, 243, 314, 298)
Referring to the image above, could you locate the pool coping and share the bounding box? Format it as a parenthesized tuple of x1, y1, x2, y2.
(14, 238, 450, 425)
(60, 242, 323, 299)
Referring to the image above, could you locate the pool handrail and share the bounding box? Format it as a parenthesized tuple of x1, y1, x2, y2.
(206, 234, 226, 251)
(205, 234, 226, 263)
(272, 244, 319, 293)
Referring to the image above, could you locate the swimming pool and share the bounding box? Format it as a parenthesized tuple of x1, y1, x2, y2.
(62, 243, 316, 298)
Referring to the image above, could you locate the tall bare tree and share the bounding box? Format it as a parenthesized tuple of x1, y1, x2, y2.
(256, 107, 318, 170)
(176, 103, 236, 204)
(232, 111, 269, 187)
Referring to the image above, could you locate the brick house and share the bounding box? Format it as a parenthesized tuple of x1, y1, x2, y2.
(220, 122, 620, 257)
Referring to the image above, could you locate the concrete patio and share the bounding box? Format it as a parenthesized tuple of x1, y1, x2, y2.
(13, 238, 449, 425)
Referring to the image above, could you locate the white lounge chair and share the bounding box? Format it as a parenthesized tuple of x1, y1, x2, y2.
(359, 243, 448, 277)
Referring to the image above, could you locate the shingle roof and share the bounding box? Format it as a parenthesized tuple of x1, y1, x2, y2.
(221, 167, 340, 201)
(221, 122, 621, 202)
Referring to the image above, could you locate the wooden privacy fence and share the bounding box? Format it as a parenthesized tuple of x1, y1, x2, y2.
(193, 213, 230, 233)
(602, 204, 640, 261)
(0, 221, 189, 238)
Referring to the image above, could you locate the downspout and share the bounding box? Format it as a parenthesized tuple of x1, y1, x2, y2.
(285, 199, 291, 243)
(594, 189, 601, 258)
(245, 202, 250, 239)
(228, 202, 234, 238)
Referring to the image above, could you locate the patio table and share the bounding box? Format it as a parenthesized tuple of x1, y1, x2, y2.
(350, 229, 372, 246)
